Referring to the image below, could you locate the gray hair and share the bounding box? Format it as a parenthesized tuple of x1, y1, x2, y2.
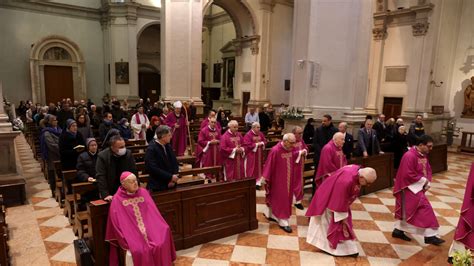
(283, 133, 295, 141)
(109, 135, 124, 146)
(292, 126, 303, 133)
(228, 120, 238, 127)
(333, 132, 344, 140)
(155, 125, 171, 139)
(252, 122, 260, 128)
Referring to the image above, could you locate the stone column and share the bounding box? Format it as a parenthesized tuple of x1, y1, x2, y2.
(161, 0, 204, 113)
(247, 0, 274, 107)
(101, 2, 139, 102)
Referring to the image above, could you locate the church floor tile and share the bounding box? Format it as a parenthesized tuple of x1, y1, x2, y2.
(6, 134, 474, 265)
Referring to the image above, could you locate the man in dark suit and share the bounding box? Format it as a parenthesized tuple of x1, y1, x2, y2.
(145, 125, 180, 192)
(313, 114, 338, 170)
(338, 122, 353, 160)
(355, 119, 383, 157)
(373, 113, 386, 143)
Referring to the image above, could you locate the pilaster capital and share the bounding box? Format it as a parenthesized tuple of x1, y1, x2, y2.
(259, 0, 276, 12)
(372, 27, 387, 41)
(412, 21, 429, 36)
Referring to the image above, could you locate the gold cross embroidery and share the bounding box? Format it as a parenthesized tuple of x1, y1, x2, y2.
(122, 197, 149, 244)
(281, 152, 292, 195)
(418, 158, 428, 177)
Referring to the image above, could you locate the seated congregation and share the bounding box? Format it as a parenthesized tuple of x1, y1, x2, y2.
(20, 97, 468, 266)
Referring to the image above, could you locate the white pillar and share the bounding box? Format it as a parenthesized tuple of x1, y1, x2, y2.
(161, 0, 203, 105)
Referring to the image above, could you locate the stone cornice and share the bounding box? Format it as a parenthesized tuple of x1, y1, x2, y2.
(0, 0, 101, 20)
(203, 11, 232, 28)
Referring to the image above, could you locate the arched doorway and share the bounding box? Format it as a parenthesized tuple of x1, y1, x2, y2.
(202, 0, 259, 115)
(30, 35, 86, 104)
(137, 23, 161, 103)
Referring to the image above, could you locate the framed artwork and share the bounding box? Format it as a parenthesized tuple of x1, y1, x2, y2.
(115, 62, 129, 84)
(213, 63, 222, 83)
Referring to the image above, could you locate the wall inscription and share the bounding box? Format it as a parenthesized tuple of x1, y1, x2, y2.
(385, 67, 407, 82)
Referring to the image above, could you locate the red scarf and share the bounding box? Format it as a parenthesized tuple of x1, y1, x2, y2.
(134, 113, 147, 139)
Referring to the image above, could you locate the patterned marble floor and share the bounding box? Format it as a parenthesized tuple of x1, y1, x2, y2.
(6, 134, 474, 265)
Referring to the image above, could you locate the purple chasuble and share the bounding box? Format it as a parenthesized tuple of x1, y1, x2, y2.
(453, 162, 474, 249)
(393, 147, 439, 229)
(263, 142, 297, 220)
(292, 139, 308, 202)
(105, 187, 176, 266)
(306, 165, 361, 249)
(243, 130, 267, 179)
(220, 130, 245, 181)
(315, 141, 347, 188)
(165, 112, 188, 156)
(196, 126, 221, 178)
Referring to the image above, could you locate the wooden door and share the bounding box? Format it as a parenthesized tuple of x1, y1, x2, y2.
(44, 65, 74, 104)
(382, 97, 403, 119)
(241, 92, 250, 117)
(139, 72, 161, 103)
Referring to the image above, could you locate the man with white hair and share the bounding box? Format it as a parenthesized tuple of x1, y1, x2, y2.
(314, 132, 348, 189)
(292, 126, 308, 210)
(220, 120, 245, 180)
(338, 122, 354, 160)
(262, 133, 298, 233)
(196, 117, 221, 181)
(306, 165, 377, 257)
(243, 122, 267, 188)
(165, 101, 189, 156)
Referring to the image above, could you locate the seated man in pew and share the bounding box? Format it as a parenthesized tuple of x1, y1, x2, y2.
(96, 135, 138, 201)
(145, 125, 180, 192)
(106, 171, 176, 266)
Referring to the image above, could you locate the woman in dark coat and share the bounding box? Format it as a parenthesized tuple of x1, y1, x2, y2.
(117, 118, 132, 141)
(76, 138, 99, 204)
(146, 116, 161, 143)
(76, 114, 93, 140)
(59, 119, 85, 170)
(303, 118, 315, 145)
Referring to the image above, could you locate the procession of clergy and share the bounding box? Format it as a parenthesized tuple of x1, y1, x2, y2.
(106, 101, 473, 266)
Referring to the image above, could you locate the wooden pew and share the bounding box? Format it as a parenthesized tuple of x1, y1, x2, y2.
(53, 161, 65, 207)
(348, 153, 394, 195)
(62, 170, 79, 224)
(429, 143, 448, 174)
(86, 178, 257, 266)
(71, 182, 98, 238)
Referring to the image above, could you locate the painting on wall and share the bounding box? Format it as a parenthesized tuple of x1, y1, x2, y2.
(115, 62, 129, 84)
(213, 63, 222, 83)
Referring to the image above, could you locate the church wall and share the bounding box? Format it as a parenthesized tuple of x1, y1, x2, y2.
(208, 21, 236, 89)
(376, 25, 412, 106)
(268, 3, 293, 105)
(0, 8, 105, 104)
(437, 0, 474, 140)
(137, 22, 161, 73)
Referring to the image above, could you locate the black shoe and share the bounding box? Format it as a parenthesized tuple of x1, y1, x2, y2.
(349, 253, 359, 258)
(294, 203, 304, 210)
(447, 257, 453, 264)
(424, 236, 445, 245)
(264, 214, 277, 223)
(256, 185, 261, 191)
(392, 229, 412, 241)
(280, 226, 292, 233)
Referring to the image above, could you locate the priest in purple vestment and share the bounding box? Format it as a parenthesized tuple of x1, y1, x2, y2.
(292, 126, 308, 210)
(200, 110, 221, 131)
(196, 117, 221, 181)
(165, 101, 188, 156)
(315, 132, 347, 189)
(306, 165, 376, 256)
(105, 171, 176, 266)
(262, 133, 298, 233)
(449, 162, 474, 261)
(220, 120, 245, 181)
(243, 122, 267, 188)
(392, 135, 445, 245)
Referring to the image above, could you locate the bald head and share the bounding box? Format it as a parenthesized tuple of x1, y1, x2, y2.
(358, 167, 377, 186)
(333, 132, 345, 148)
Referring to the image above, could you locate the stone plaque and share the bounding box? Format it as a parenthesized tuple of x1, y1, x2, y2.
(385, 67, 407, 82)
(242, 72, 251, 83)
